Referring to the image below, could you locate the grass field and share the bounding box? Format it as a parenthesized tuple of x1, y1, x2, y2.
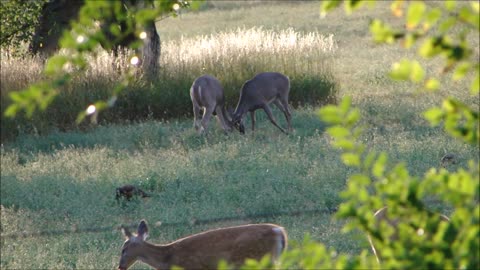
(1, 1, 479, 269)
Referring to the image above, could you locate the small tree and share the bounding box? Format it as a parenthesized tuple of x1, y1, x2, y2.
(0, 0, 47, 55)
(4, 0, 196, 122)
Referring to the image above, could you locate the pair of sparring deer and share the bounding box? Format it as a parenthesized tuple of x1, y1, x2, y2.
(190, 72, 293, 135)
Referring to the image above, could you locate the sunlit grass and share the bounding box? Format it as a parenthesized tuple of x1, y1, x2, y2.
(162, 27, 336, 66)
(1, 1, 478, 269)
(1, 27, 337, 141)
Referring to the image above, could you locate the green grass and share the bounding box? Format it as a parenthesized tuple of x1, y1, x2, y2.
(1, 24, 337, 141)
(1, 1, 479, 269)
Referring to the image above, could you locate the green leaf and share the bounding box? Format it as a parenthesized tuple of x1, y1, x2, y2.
(372, 152, 387, 178)
(45, 55, 69, 76)
(340, 96, 352, 115)
(189, 1, 204, 11)
(332, 139, 355, 151)
(424, 8, 442, 30)
(5, 82, 58, 118)
(419, 38, 439, 58)
(76, 111, 87, 124)
(442, 99, 457, 113)
(390, 59, 412, 81)
(363, 151, 377, 169)
(370, 19, 395, 43)
(425, 78, 441, 91)
(327, 126, 350, 138)
(318, 105, 341, 124)
(345, 0, 365, 15)
(345, 109, 360, 126)
(453, 62, 471, 81)
(4, 104, 20, 118)
(459, 6, 480, 29)
(444, 0, 456, 12)
(136, 8, 160, 24)
(403, 33, 417, 49)
(341, 153, 361, 167)
(410, 60, 425, 83)
(424, 108, 444, 126)
(320, 0, 342, 18)
(471, 70, 479, 94)
(406, 1, 426, 29)
(438, 17, 457, 33)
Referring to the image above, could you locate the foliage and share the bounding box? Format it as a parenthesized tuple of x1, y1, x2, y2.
(0, 0, 47, 53)
(1, 109, 353, 269)
(241, 0, 479, 269)
(3, 0, 194, 122)
(0, 1, 478, 269)
(0, 27, 337, 141)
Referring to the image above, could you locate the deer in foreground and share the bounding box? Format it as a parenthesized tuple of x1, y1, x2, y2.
(190, 75, 241, 134)
(367, 206, 450, 264)
(118, 220, 287, 270)
(231, 72, 292, 134)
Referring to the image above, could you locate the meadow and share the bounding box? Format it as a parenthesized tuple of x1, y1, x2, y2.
(1, 1, 479, 269)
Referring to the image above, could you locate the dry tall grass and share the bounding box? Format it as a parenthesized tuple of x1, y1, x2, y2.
(1, 27, 338, 141)
(163, 27, 336, 65)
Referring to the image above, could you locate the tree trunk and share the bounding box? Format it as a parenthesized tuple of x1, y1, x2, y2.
(29, 0, 84, 57)
(141, 20, 161, 80)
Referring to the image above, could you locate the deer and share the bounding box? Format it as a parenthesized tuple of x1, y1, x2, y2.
(367, 206, 450, 264)
(190, 75, 242, 134)
(118, 220, 287, 270)
(115, 185, 150, 202)
(231, 72, 292, 134)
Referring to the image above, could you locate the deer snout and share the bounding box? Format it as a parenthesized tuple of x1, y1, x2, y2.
(232, 119, 245, 134)
(231, 115, 245, 134)
(238, 122, 245, 134)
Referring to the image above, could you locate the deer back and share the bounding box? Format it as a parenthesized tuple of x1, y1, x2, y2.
(119, 221, 287, 270)
(190, 75, 226, 109)
(234, 72, 290, 117)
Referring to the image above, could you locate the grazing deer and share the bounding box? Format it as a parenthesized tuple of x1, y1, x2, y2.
(190, 75, 239, 134)
(118, 220, 287, 270)
(231, 72, 292, 134)
(440, 153, 457, 168)
(115, 185, 150, 201)
(367, 206, 450, 264)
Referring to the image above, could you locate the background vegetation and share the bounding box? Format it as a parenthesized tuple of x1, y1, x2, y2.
(1, 1, 478, 269)
(1, 1, 337, 142)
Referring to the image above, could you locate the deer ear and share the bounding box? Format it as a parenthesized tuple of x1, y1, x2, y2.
(138, 220, 149, 241)
(121, 225, 132, 240)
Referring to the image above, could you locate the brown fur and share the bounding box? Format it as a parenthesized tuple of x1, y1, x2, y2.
(118, 220, 287, 270)
(115, 185, 149, 201)
(232, 72, 292, 134)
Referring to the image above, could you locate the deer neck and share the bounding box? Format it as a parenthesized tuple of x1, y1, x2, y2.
(233, 104, 247, 120)
(137, 241, 172, 269)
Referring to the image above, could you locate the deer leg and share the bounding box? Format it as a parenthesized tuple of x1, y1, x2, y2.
(200, 106, 215, 134)
(215, 105, 232, 133)
(262, 105, 288, 134)
(274, 99, 292, 132)
(192, 103, 202, 132)
(250, 111, 256, 131)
